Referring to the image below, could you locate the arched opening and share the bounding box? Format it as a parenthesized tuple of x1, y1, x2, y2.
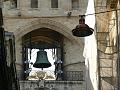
(15, 18, 84, 45)
(22, 28, 64, 80)
(14, 18, 84, 81)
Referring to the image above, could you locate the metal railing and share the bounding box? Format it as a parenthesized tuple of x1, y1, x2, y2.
(17, 70, 84, 81)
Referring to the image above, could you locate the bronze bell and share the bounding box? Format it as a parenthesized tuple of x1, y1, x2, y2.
(72, 15, 94, 37)
(33, 50, 51, 68)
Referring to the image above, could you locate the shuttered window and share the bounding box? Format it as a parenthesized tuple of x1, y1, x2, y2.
(72, 0, 79, 9)
(31, 0, 38, 8)
(51, 0, 58, 8)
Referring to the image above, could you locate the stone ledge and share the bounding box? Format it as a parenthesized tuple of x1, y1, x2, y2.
(20, 80, 85, 90)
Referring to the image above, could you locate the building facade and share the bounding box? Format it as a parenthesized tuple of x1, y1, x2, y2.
(95, 0, 120, 90)
(2, 0, 120, 90)
(2, 0, 90, 90)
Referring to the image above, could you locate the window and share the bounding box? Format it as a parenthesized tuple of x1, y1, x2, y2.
(11, 0, 17, 8)
(51, 0, 58, 8)
(72, 0, 79, 10)
(31, 0, 38, 8)
(22, 29, 64, 80)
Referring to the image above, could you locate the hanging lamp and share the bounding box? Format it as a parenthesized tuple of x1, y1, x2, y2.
(72, 15, 94, 37)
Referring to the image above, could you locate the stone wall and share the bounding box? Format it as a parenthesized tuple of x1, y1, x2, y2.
(3, 17, 85, 79)
(20, 80, 86, 90)
(2, 0, 88, 89)
(3, 0, 88, 17)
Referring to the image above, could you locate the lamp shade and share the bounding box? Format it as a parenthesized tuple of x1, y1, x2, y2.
(72, 15, 94, 37)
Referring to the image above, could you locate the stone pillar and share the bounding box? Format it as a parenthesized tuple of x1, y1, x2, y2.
(15, 38, 24, 80)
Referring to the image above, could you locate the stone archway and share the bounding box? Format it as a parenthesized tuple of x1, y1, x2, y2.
(14, 18, 85, 80)
(14, 18, 83, 45)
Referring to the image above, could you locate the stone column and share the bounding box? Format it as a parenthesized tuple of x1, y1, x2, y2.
(15, 38, 24, 80)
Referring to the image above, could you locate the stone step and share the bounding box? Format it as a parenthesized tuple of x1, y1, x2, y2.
(101, 76, 115, 85)
(100, 68, 113, 77)
(97, 32, 109, 41)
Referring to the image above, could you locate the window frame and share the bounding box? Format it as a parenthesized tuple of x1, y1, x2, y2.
(71, 0, 79, 10)
(51, 0, 58, 8)
(31, 0, 38, 8)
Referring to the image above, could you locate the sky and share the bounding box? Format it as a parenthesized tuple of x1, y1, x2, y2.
(84, 0, 98, 90)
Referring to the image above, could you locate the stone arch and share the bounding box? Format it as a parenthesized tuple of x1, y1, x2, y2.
(14, 18, 85, 80)
(14, 18, 84, 45)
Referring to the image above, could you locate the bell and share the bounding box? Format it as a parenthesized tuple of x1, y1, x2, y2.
(33, 50, 51, 68)
(72, 15, 94, 37)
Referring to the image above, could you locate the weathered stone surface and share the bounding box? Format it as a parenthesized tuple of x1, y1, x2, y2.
(20, 80, 86, 90)
(3, 0, 89, 90)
